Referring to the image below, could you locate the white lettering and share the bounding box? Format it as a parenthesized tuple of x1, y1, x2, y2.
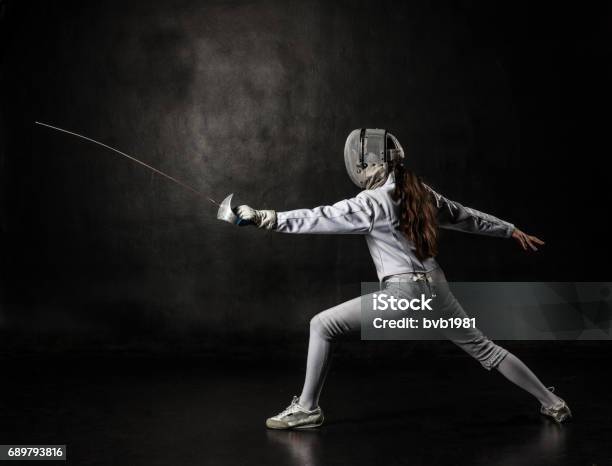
(372, 293, 435, 312)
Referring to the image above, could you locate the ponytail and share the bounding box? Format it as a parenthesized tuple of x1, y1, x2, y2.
(393, 165, 438, 261)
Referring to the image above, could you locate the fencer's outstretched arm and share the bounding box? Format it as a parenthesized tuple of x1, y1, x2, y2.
(424, 184, 515, 238)
(237, 194, 375, 234)
(274, 193, 375, 234)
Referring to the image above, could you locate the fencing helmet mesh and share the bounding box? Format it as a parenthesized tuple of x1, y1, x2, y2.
(343, 128, 405, 188)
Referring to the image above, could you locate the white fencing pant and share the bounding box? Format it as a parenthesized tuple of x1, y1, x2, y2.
(298, 268, 545, 410)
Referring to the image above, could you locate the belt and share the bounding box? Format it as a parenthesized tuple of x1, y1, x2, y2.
(385, 272, 433, 283)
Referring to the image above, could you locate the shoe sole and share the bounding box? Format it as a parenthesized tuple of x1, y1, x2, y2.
(294, 419, 324, 430)
(266, 423, 323, 430)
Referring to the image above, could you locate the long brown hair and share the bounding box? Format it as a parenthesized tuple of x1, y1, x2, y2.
(393, 164, 438, 261)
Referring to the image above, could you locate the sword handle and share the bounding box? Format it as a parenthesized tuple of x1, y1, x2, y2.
(236, 218, 255, 227)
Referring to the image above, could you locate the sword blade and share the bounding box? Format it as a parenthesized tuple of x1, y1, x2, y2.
(35, 121, 219, 207)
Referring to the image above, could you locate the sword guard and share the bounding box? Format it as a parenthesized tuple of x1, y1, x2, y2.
(217, 193, 254, 226)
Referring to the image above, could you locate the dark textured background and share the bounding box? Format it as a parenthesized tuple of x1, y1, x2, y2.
(1, 0, 610, 356)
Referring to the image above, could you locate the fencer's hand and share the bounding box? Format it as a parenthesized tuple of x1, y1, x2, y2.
(235, 205, 256, 224)
(235, 205, 277, 230)
(511, 228, 545, 252)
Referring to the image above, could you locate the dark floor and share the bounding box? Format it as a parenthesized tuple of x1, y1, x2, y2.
(0, 350, 610, 466)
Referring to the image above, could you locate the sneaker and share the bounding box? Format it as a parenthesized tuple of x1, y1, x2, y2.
(540, 387, 572, 424)
(266, 396, 324, 430)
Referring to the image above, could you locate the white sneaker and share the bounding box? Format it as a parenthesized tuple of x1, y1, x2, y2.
(540, 387, 572, 423)
(266, 396, 324, 430)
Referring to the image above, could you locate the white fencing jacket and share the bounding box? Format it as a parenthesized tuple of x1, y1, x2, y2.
(275, 173, 515, 281)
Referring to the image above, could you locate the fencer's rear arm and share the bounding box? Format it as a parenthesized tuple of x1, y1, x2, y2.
(424, 185, 515, 238)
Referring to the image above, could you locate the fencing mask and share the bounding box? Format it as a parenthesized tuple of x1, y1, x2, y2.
(343, 128, 405, 189)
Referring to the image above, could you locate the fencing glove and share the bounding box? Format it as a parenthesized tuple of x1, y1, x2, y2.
(235, 205, 277, 230)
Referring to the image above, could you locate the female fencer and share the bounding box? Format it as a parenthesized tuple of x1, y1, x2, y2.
(235, 128, 571, 429)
